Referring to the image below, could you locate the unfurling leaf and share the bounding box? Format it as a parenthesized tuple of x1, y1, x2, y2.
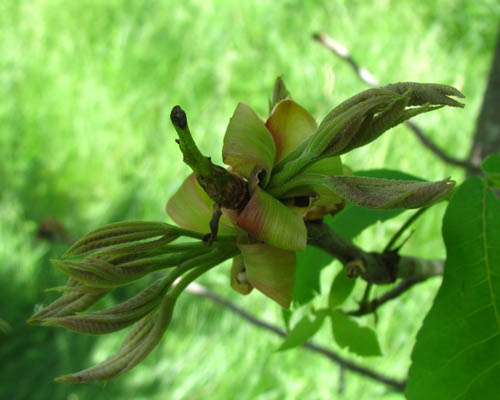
(278, 310, 328, 351)
(328, 176, 455, 209)
(53, 246, 210, 288)
(64, 221, 178, 257)
(269, 83, 463, 188)
(41, 277, 171, 334)
(383, 82, 465, 108)
(29, 279, 110, 324)
(237, 187, 307, 251)
(239, 242, 296, 308)
(167, 174, 238, 235)
(266, 99, 317, 163)
(222, 102, 276, 185)
(56, 293, 176, 383)
(330, 310, 381, 356)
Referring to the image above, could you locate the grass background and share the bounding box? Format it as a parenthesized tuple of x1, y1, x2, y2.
(1, 0, 499, 399)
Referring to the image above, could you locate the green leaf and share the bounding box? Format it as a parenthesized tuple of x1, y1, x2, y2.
(239, 242, 296, 309)
(267, 173, 344, 211)
(330, 310, 381, 356)
(304, 156, 343, 176)
(328, 175, 455, 209)
(281, 308, 292, 331)
(265, 99, 317, 163)
(222, 102, 276, 185)
(278, 310, 328, 351)
(293, 246, 332, 305)
(56, 291, 177, 382)
(329, 268, 357, 309)
(406, 178, 500, 399)
(481, 154, 500, 188)
(166, 173, 238, 235)
(237, 187, 307, 251)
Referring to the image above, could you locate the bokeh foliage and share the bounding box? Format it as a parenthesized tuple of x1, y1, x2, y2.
(1, 1, 499, 399)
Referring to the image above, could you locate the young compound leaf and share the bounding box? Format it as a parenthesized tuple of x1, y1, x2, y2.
(328, 175, 455, 209)
(56, 292, 176, 383)
(330, 310, 381, 356)
(329, 169, 425, 238)
(481, 154, 500, 188)
(278, 310, 328, 351)
(329, 268, 357, 309)
(406, 178, 500, 400)
(293, 169, 423, 306)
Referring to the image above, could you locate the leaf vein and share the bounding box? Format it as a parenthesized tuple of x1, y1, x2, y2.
(454, 359, 500, 399)
(482, 180, 500, 330)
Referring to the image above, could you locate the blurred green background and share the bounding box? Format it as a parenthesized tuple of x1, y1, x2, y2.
(1, 0, 499, 399)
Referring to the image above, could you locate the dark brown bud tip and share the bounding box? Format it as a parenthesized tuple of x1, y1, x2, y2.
(171, 106, 187, 129)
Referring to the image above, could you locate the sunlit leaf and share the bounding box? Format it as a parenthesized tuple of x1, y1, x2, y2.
(266, 99, 317, 163)
(237, 187, 307, 251)
(278, 310, 327, 351)
(406, 178, 500, 399)
(239, 242, 296, 308)
(293, 246, 332, 305)
(222, 102, 276, 185)
(167, 173, 237, 235)
(304, 156, 343, 176)
(330, 310, 381, 356)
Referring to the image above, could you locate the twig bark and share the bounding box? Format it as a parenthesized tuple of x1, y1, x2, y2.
(347, 278, 426, 316)
(185, 281, 406, 392)
(312, 32, 481, 175)
(306, 221, 443, 284)
(468, 22, 500, 168)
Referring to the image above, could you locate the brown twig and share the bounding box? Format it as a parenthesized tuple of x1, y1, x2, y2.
(312, 32, 481, 175)
(306, 221, 443, 284)
(185, 281, 406, 392)
(347, 278, 427, 317)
